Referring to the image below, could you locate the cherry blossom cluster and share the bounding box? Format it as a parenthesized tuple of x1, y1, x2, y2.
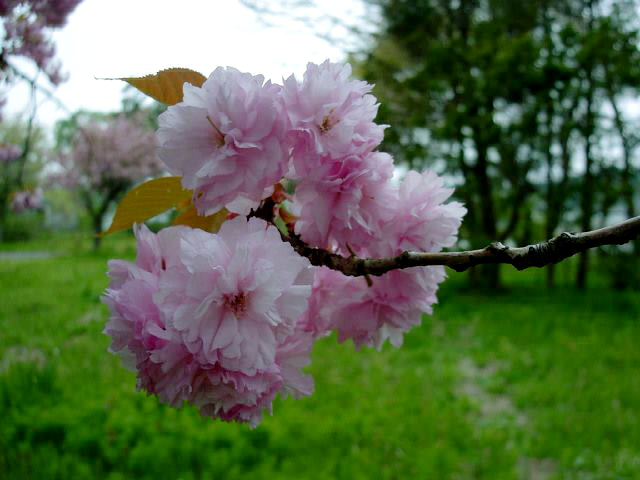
(104, 61, 466, 426)
(104, 219, 314, 427)
(0, 0, 82, 85)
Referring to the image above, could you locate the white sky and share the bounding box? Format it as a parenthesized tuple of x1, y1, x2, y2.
(4, 0, 360, 131)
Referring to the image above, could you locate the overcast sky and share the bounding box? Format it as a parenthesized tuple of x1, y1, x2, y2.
(5, 0, 362, 130)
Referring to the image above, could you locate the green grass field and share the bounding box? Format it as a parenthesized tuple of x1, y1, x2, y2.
(1, 234, 639, 479)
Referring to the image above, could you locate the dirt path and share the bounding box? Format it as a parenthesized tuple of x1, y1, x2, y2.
(0, 251, 57, 261)
(457, 355, 556, 480)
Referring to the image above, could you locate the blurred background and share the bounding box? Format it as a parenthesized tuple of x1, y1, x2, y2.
(1, 1, 639, 478)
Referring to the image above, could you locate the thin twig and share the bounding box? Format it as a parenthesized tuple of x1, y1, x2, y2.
(7, 62, 74, 116)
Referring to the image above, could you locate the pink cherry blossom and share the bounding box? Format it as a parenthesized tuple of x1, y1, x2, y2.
(330, 266, 447, 350)
(293, 151, 396, 254)
(283, 60, 386, 176)
(157, 67, 289, 215)
(378, 170, 467, 256)
(295, 168, 465, 350)
(298, 266, 352, 339)
(103, 219, 314, 427)
(156, 217, 311, 372)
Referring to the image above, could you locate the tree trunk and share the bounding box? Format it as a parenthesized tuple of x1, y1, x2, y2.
(86, 185, 125, 251)
(606, 86, 638, 254)
(0, 199, 7, 243)
(577, 0, 596, 290)
(481, 264, 501, 291)
(577, 93, 595, 289)
(546, 264, 556, 289)
(544, 95, 557, 289)
(549, 104, 575, 291)
(454, 137, 482, 290)
(93, 214, 103, 250)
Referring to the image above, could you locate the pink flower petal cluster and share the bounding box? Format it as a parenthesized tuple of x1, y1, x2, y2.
(283, 60, 386, 174)
(378, 170, 467, 256)
(157, 67, 289, 215)
(329, 267, 446, 350)
(281, 61, 397, 253)
(277, 62, 466, 349)
(295, 168, 466, 348)
(293, 151, 396, 253)
(301, 264, 447, 350)
(103, 218, 314, 427)
(312, 169, 466, 348)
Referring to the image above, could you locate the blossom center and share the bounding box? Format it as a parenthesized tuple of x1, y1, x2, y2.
(319, 110, 339, 134)
(224, 292, 248, 317)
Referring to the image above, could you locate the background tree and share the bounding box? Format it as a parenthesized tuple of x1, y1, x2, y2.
(353, 0, 640, 289)
(0, 116, 47, 240)
(0, 0, 83, 240)
(356, 0, 551, 288)
(50, 113, 162, 247)
(595, 1, 640, 254)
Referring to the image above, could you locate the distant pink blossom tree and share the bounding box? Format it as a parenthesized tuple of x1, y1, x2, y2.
(52, 115, 162, 246)
(10, 186, 42, 212)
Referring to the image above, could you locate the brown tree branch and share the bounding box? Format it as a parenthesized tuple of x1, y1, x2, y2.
(250, 202, 640, 277)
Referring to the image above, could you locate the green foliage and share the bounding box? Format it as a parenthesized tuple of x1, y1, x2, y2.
(599, 248, 640, 291)
(0, 211, 45, 242)
(1, 237, 639, 479)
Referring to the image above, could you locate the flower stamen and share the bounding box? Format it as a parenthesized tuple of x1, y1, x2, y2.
(319, 109, 339, 134)
(206, 115, 226, 147)
(224, 292, 248, 317)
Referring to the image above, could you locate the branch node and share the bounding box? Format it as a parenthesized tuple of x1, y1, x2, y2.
(486, 241, 507, 253)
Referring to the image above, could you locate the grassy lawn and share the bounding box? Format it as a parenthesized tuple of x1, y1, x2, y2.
(1, 235, 639, 479)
